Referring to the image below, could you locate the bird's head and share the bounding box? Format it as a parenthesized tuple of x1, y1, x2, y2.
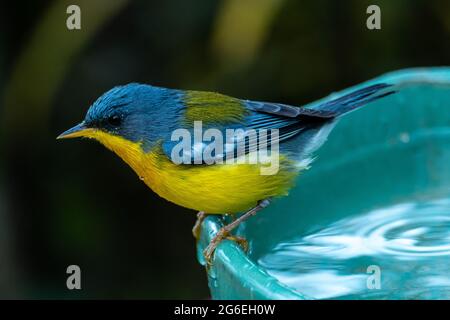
(57, 83, 181, 154)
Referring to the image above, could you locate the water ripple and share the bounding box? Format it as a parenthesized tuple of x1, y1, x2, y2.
(258, 198, 450, 299)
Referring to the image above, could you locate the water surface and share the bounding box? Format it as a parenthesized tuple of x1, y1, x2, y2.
(258, 198, 450, 299)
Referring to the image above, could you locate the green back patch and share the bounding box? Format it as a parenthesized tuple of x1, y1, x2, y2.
(183, 90, 249, 126)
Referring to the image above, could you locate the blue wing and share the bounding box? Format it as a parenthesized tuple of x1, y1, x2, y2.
(162, 83, 396, 164)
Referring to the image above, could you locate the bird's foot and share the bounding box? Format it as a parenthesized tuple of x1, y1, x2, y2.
(203, 228, 249, 268)
(226, 235, 249, 253)
(203, 228, 228, 268)
(192, 211, 207, 240)
(202, 199, 271, 268)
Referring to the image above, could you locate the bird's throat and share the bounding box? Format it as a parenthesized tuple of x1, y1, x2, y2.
(88, 130, 162, 187)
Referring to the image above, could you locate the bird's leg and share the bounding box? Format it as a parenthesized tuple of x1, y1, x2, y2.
(203, 199, 271, 267)
(192, 211, 207, 240)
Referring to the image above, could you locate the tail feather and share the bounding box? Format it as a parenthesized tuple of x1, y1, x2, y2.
(312, 83, 396, 117)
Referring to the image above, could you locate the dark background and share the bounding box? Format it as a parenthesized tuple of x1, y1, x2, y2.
(0, 0, 449, 298)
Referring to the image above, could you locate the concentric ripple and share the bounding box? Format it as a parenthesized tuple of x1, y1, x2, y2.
(258, 198, 450, 299)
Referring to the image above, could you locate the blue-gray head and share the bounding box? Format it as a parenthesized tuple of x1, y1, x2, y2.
(57, 83, 182, 149)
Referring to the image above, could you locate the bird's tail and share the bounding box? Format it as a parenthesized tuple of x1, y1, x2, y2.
(291, 83, 396, 161)
(311, 83, 396, 117)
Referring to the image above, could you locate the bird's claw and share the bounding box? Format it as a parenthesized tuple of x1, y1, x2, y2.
(203, 228, 228, 268)
(203, 229, 249, 268)
(226, 235, 249, 253)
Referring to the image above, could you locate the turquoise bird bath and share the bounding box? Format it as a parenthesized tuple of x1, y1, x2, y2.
(197, 67, 450, 299)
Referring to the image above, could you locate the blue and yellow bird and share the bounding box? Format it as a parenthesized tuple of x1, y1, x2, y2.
(57, 83, 395, 263)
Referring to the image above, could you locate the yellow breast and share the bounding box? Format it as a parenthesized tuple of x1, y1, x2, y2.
(88, 130, 300, 214)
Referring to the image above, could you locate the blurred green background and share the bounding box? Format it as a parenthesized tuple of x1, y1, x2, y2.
(0, 0, 449, 298)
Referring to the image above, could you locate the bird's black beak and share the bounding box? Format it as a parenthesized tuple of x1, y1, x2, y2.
(57, 122, 90, 140)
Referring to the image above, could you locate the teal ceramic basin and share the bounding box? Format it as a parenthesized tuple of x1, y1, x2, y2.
(197, 67, 450, 299)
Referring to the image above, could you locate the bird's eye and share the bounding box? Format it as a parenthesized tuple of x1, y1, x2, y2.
(107, 115, 121, 127)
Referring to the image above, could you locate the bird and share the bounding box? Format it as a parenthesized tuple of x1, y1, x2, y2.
(57, 83, 396, 265)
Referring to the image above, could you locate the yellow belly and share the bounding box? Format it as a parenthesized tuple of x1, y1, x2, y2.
(142, 152, 299, 213)
(90, 131, 300, 213)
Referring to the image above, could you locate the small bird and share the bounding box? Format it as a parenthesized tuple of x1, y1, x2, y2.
(58, 83, 395, 264)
